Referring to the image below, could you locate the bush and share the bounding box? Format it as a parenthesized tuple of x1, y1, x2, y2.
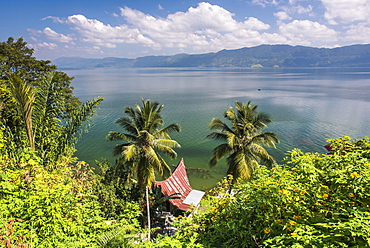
(182, 136, 370, 247)
(0, 132, 141, 247)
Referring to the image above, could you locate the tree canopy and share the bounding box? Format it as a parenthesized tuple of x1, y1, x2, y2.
(107, 98, 181, 190)
(207, 101, 279, 183)
(0, 37, 102, 162)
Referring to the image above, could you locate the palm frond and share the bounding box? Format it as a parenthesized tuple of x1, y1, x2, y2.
(251, 132, 279, 148)
(209, 118, 233, 133)
(114, 116, 139, 135)
(248, 143, 276, 167)
(209, 143, 233, 167)
(207, 131, 228, 141)
(224, 106, 236, 121)
(155, 138, 181, 148)
(124, 106, 137, 120)
(155, 123, 181, 138)
(7, 73, 35, 150)
(237, 152, 258, 180)
(112, 143, 132, 157)
(225, 131, 238, 148)
(156, 144, 178, 159)
(107, 131, 137, 142)
(122, 143, 138, 162)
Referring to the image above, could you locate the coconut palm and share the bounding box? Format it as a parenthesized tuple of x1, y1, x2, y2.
(107, 98, 181, 189)
(107, 98, 181, 239)
(207, 101, 279, 184)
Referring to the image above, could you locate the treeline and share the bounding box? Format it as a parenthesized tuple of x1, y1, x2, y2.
(54, 44, 370, 69)
(1, 38, 370, 247)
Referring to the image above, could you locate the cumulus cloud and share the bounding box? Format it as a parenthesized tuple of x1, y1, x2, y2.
(251, 0, 278, 7)
(59, 14, 157, 48)
(42, 27, 74, 43)
(274, 11, 292, 21)
(280, 3, 314, 15)
(28, 27, 74, 43)
(344, 21, 370, 43)
(321, 0, 370, 24)
(279, 20, 338, 46)
(118, 2, 272, 51)
(34, 1, 357, 58)
(30, 42, 58, 50)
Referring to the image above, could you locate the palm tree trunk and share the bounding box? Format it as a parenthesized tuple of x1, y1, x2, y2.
(146, 185, 151, 241)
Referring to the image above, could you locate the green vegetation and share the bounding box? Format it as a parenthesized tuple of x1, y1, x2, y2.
(54, 44, 370, 69)
(107, 98, 181, 239)
(208, 101, 279, 184)
(107, 98, 181, 190)
(1, 37, 370, 247)
(139, 136, 370, 247)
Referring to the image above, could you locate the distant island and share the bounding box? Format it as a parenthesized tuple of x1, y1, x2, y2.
(53, 44, 370, 69)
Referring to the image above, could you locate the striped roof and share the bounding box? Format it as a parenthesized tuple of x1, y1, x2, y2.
(155, 158, 204, 211)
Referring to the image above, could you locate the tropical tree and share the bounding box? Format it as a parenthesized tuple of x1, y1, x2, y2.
(107, 98, 181, 238)
(1, 37, 103, 162)
(107, 98, 181, 190)
(207, 101, 279, 184)
(6, 73, 35, 150)
(1, 37, 80, 136)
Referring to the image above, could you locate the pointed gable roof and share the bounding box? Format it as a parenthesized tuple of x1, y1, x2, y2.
(155, 158, 204, 211)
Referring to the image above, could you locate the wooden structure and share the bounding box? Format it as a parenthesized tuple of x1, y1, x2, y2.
(155, 158, 205, 211)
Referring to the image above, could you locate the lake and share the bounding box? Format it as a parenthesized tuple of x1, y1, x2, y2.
(65, 67, 370, 190)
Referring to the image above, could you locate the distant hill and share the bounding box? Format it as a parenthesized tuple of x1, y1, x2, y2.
(53, 44, 370, 69)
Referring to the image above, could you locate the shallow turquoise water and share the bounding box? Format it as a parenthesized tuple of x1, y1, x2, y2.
(66, 67, 370, 190)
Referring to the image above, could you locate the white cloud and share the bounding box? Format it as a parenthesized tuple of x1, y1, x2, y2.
(121, 2, 242, 33)
(34, 1, 360, 58)
(274, 11, 292, 21)
(251, 0, 278, 7)
(280, 4, 313, 15)
(30, 42, 58, 50)
(62, 14, 157, 48)
(42, 27, 74, 43)
(279, 20, 338, 46)
(296, 4, 313, 14)
(344, 21, 370, 43)
(118, 2, 273, 51)
(28, 27, 74, 44)
(244, 17, 270, 30)
(321, 0, 370, 24)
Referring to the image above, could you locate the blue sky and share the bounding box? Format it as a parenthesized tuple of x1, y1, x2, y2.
(1, 0, 369, 60)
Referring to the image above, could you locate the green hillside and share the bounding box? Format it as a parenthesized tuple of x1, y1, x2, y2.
(54, 44, 370, 69)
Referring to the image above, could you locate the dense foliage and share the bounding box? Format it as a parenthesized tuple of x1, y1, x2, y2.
(0, 130, 142, 247)
(107, 98, 181, 190)
(208, 101, 279, 183)
(157, 136, 370, 247)
(0, 37, 103, 163)
(0, 38, 143, 247)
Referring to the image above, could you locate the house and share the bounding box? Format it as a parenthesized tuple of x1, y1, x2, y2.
(155, 158, 205, 212)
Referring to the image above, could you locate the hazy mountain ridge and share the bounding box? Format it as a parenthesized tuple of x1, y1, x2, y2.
(53, 44, 370, 69)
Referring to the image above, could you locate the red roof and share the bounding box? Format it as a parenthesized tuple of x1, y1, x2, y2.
(155, 158, 204, 211)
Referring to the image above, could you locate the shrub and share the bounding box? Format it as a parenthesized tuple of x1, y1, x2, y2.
(183, 136, 370, 247)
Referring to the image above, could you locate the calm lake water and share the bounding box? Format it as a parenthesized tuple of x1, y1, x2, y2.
(66, 67, 370, 190)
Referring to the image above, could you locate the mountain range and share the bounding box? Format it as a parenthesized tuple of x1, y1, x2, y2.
(53, 44, 370, 69)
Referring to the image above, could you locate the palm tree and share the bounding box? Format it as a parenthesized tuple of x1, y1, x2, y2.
(107, 98, 181, 239)
(7, 73, 35, 150)
(207, 101, 279, 184)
